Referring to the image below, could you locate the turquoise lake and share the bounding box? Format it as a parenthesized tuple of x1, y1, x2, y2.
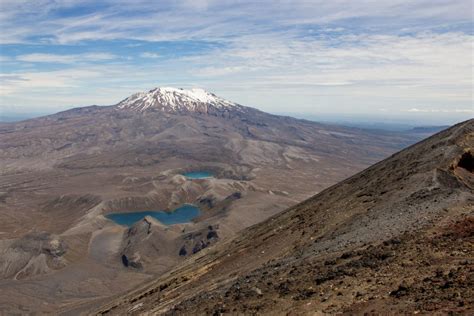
(106, 204, 201, 227)
(182, 171, 214, 179)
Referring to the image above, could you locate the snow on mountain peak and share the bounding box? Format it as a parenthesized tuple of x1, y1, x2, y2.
(116, 87, 240, 113)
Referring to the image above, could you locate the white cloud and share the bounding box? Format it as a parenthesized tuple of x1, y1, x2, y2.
(16, 53, 118, 63)
(407, 108, 474, 113)
(0, 1, 471, 44)
(1, 31, 472, 118)
(0, 68, 103, 96)
(185, 32, 472, 96)
(196, 66, 247, 77)
(140, 52, 160, 59)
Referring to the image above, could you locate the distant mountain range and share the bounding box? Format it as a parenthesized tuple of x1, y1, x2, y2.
(1, 90, 458, 135)
(409, 125, 451, 133)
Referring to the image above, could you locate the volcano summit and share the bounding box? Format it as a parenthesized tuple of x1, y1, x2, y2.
(117, 87, 242, 113)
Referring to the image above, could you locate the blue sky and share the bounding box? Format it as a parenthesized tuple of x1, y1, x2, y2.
(0, 0, 472, 124)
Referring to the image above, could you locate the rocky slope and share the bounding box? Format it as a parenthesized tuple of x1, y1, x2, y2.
(94, 119, 473, 315)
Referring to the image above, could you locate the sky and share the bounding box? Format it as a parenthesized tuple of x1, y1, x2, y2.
(0, 0, 472, 124)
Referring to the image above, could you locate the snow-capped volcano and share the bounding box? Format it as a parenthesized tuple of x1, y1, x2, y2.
(117, 87, 241, 113)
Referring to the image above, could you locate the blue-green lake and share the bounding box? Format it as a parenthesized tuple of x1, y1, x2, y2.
(106, 204, 201, 227)
(182, 171, 213, 179)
